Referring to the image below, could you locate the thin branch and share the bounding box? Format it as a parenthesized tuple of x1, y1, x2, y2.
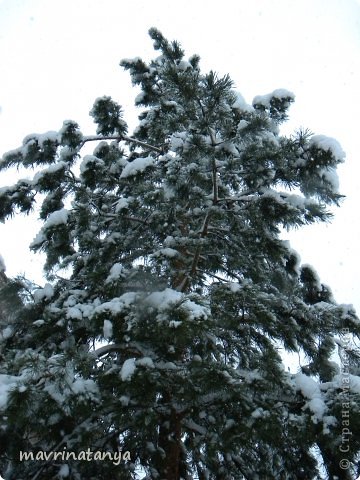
(81, 134, 162, 154)
(102, 213, 149, 225)
(92, 343, 142, 358)
(209, 127, 219, 203)
(177, 128, 220, 292)
(123, 215, 149, 225)
(212, 162, 219, 203)
(178, 211, 211, 293)
(220, 268, 244, 283)
(197, 269, 228, 283)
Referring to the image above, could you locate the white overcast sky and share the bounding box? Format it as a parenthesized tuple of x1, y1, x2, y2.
(0, 0, 359, 313)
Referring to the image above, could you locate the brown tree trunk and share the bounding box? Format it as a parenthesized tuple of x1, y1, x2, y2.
(157, 394, 183, 480)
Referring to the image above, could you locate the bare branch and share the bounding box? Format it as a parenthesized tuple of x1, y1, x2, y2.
(91, 343, 142, 358)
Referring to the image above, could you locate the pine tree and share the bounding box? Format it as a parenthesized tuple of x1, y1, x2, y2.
(0, 28, 359, 479)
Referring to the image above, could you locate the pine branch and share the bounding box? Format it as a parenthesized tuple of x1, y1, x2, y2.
(197, 269, 228, 283)
(29, 437, 67, 480)
(219, 195, 256, 203)
(208, 127, 219, 203)
(102, 213, 149, 225)
(81, 134, 163, 154)
(177, 128, 221, 293)
(92, 343, 142, 358)
(123, 215, 149, 224)
(178, 211, 211, 292)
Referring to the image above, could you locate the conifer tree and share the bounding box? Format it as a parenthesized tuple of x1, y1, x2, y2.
(0, 29, 359, 479)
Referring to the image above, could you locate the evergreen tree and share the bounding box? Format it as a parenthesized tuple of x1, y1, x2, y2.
(0, 28, 359, 479)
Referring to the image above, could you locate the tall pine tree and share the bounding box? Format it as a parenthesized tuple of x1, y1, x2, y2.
(0, 29, 359, 479)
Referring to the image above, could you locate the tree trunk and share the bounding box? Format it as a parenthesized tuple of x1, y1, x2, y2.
(318, 441, 354, 480)
(157, 394, 182, 480)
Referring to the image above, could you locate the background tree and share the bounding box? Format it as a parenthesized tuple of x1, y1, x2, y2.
(0, 28, 359, 479)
